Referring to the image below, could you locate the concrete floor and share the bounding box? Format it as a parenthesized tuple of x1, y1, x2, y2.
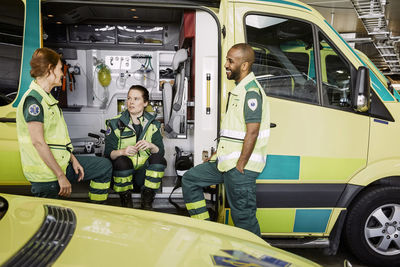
(286, 248, 366, 267)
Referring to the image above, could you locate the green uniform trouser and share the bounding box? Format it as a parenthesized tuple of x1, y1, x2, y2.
(30, 155, 112, 202)
(112, 154, 166, 193)
(182, 161, 261, 236)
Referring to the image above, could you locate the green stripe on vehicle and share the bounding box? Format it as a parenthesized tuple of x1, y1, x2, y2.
(324, 20, 394, 102)
(13, 0, 41, 107)
(258, 155, 300, 180)
(293, 209, 331, 233)
(258, 0, 312, 11)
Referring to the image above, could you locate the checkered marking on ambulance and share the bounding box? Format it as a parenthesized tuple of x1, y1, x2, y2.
(28, 104, 40, 116)
(248, 98, 258, 111)
(212, 249, 291, 267)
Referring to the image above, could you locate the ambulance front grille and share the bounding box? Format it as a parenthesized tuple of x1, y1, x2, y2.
(2, 205, 76, 267)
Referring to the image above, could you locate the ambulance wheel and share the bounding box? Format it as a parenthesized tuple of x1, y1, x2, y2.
(345, 186, 400, 267)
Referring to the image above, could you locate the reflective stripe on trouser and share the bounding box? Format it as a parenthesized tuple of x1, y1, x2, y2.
(113, 169, 134, 193)
(144, 163, 165, 190)
(185, 199, 210, 220)
(182, 161, 260, 235)
(89, 180, 110, 201)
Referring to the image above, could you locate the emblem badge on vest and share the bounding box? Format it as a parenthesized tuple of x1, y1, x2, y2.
(247, 99, 258, 111)
(28, 104, 40, 116)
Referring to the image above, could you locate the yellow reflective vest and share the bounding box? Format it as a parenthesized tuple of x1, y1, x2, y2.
(16, 81, 72, 182)
(216, 72, 270, 173)
(106, 110, 160, 170)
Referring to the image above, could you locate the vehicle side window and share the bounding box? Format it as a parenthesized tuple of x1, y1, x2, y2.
(0, 0, 24, 106)
(318, 32, 352, 108)
(245, 14, 319, 104)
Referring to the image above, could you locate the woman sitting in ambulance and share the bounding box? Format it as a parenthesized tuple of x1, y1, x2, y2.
(104, 85, 166, 209)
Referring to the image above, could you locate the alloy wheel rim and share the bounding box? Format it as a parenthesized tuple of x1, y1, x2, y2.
(364, 204, 400, 256)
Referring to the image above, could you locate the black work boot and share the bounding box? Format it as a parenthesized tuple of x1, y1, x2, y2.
(120, 191, 133, 208)
(141, 188, 155, 210)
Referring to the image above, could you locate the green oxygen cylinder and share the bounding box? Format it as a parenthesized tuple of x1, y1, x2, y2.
(97, 64, 111, 87)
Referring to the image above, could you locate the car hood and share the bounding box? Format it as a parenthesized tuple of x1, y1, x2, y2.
(0, 194, 320, 266)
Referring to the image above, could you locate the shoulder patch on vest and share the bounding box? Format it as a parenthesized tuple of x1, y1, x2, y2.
(244, 80, 260, 91)
(247, 98, 258, 111)
(28, 104, 40, 116)
(105, 126, 112, 136)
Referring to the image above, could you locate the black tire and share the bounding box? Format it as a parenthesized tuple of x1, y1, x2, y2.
(345, 186, 400, 267)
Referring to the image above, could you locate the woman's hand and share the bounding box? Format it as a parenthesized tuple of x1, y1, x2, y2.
(135, 140, 159, 154)
(122, 145, 138, 156)
(71, 155, 85, 181)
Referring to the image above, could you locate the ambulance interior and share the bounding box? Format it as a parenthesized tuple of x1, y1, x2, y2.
(41, 2, 219, 195)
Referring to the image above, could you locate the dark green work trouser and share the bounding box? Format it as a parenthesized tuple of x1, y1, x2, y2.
(182, 161, 261, 236)
(30, 155, 112, 202)
(112, 154, 167, 193)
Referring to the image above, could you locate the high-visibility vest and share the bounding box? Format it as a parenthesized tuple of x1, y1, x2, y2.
(108, 110, 159, 169)
(16, 81, 72, 182)
(216, 72, 270, 173)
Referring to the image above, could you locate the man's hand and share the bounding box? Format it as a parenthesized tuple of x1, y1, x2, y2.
(236, 122, 260, 174)
(58, 175, 72, 197)
(235, 164, 245, 174)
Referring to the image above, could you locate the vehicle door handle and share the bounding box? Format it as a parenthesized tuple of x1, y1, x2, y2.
(0, 117, 16, 123)
(270, 123, 277, 128)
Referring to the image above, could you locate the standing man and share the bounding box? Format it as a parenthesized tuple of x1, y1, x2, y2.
(182, 43, 270, 236)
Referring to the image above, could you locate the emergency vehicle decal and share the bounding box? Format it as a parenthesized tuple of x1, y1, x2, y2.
(373, 119, 389, 125)
(258, 0, 311, 12)
(258, 155, 365, 182)
(324, 20, 395, 102)
(211, 249, 291, 267)
(13, 0, 41, 107)
(293, 209, 331, 233)
(258, 155, 300, 180)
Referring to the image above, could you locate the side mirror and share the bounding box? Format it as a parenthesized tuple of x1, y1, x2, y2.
(353, 66, 370, 112)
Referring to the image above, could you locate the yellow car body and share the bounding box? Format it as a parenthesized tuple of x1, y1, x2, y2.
(0, 193, 320, 267)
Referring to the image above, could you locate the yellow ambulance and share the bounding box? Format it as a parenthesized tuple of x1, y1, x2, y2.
(0, 0, 399, 266)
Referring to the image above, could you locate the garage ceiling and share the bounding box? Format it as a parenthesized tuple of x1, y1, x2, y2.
(302, 0, 400, 81)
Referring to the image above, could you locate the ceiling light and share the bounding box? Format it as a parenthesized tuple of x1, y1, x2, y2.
(130, 8, 136, 12)
(47, 14, 54, 18)
(133, 16, 139, 19)
(56, 21, 62, 24)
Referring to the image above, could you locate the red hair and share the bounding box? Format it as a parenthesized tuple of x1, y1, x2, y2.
(30, 47, 60, 78)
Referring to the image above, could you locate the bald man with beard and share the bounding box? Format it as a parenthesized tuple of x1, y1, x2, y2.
(182, 43, 270, 236)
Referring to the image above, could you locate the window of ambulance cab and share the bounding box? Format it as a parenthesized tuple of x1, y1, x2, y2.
(0, 0, 24, 107)
(318, 31, 354, 109)
(245, 14, 319, 104)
